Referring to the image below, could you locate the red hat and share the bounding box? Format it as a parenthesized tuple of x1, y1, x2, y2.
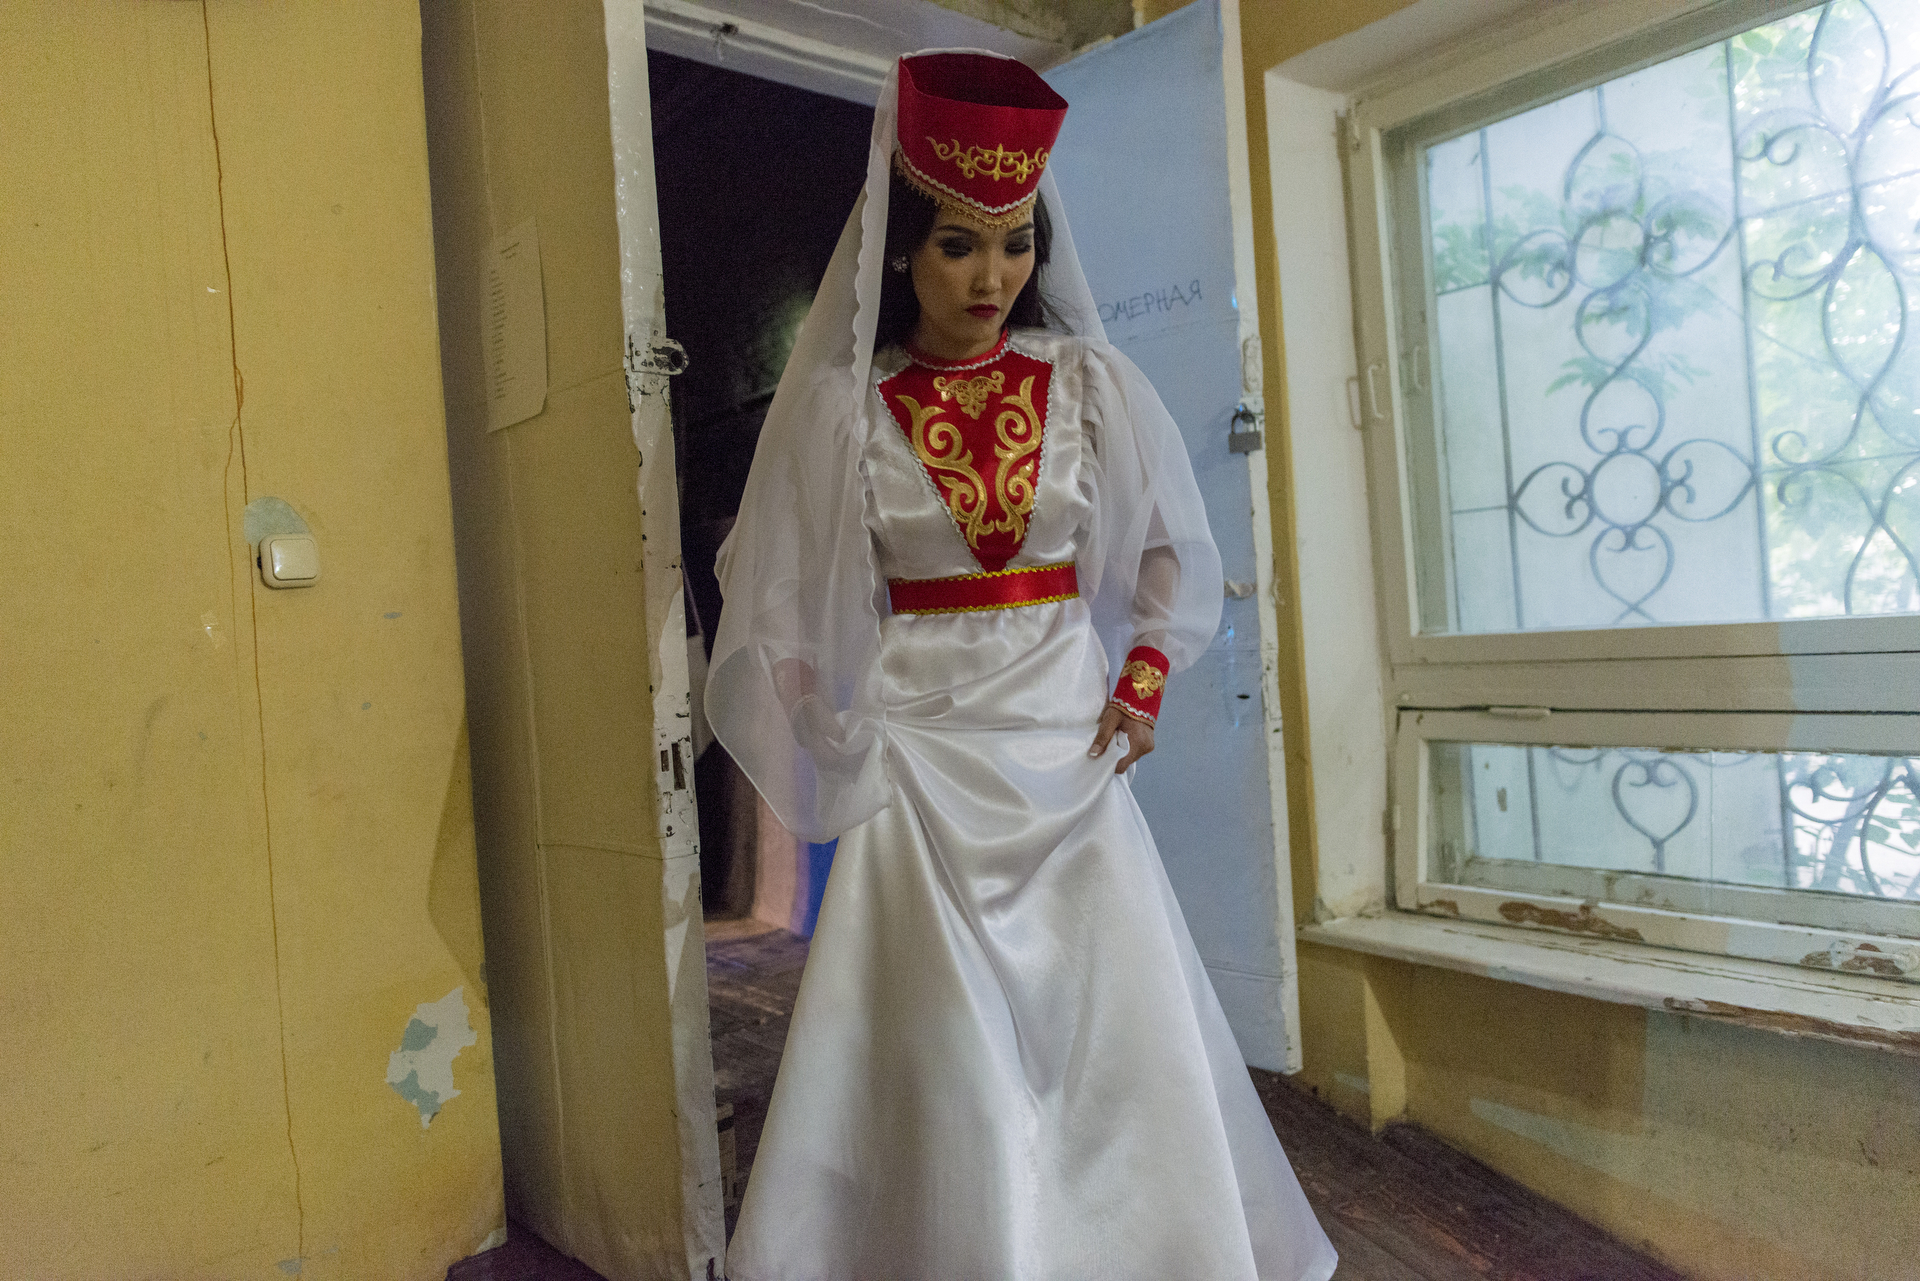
(894, 53, 1069, 228)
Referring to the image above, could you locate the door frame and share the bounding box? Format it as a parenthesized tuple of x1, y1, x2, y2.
(612, 4, 1305, 1263)
(1213, 0, 1308, 1074)
(605, 4, 727, 1274)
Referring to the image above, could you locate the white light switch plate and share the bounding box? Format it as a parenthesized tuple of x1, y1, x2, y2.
(260, 533, 319, 588)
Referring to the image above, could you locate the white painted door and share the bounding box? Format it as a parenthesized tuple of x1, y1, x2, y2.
(1045, 0, 1304, 1071)
(604, 3, 728, 1276)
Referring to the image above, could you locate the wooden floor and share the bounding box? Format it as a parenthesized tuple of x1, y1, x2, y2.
(706, 917, 816, 1237)
(1250, 1077, 1681, 1280)
(451, 921, 1687, 1281)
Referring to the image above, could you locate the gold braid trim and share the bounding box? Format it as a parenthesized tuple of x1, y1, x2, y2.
(892, 590, 1079, 617)
(887, 560, 1076, 586)
(892, 150, 1040, 229)
(887, 560, 1078, 616)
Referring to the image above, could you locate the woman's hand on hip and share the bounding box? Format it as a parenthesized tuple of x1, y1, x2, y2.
(1090, 703, 1155, 773)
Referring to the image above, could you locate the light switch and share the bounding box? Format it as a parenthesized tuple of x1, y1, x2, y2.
(260, 533, 320, 589)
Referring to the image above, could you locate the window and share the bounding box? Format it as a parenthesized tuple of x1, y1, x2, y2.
(1348, 0, 1920, 978)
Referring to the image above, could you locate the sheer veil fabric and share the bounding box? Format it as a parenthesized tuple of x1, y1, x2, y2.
(705, 52, 1222, 843)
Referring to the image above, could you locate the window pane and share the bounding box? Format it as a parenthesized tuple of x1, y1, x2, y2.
(1429, 740, 1920, 903)
(1410, 0, 1920, 634)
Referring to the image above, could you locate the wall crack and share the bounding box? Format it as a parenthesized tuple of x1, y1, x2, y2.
(201, 0, 303, 1261)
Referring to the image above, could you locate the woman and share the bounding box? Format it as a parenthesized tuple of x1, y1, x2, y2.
(708, 50, 1336, 1281)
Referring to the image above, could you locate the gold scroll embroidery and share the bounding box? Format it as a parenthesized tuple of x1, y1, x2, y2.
(933, 370, 1004, 420)
(926, 138, 1050, 183)
(893, 372, 1043, 552)
(1121, 660, 1166, 701)
(993, 376, 1041, 543)
(894, 394, 991, 546)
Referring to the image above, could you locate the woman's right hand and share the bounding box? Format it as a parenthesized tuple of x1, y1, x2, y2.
(1089, 702, 1155, 774)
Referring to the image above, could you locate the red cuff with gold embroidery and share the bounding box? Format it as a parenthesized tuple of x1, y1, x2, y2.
(1109, 646, 1169, 725)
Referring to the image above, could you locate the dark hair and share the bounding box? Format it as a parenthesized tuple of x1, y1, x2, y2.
(872, 170, 1060, 354)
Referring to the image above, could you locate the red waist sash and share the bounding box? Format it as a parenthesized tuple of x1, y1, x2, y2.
(887, 561, 1079, 616)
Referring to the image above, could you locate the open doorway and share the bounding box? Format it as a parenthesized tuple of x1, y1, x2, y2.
(645, 49, 871, 1228)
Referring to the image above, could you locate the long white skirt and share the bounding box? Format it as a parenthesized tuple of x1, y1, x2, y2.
(724, 707, 1338, 1281)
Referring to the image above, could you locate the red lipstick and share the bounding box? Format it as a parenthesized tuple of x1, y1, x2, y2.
(967, 304, 1000, 318)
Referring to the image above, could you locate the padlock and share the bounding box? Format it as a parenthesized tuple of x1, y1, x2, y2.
(1227, 403, 1263, 454)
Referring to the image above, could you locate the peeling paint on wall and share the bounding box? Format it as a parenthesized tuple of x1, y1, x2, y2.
(386, 987, 477, 1128)
(1471, 1096, 1641, 1182)
(1497, 900, 1645, 943)
(1797, 939, 1920, 980)
(1334, 1071, 1372, 1095)
(241, 494, 310, 548)
(1662, 996, 1920, 1054)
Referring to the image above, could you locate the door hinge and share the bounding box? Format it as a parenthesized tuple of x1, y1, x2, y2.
(624, 330, 688, 412)
(1339, 112, 1360, 154)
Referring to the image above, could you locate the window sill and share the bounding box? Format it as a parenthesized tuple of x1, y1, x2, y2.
(1299, 912, 1920, 1056)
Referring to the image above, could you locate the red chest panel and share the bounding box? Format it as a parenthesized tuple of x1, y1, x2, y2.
(878, 336, 1054, 573)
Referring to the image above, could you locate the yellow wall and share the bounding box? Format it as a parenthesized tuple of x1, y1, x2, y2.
(0, 3, 503, 1278)
(1221, 3, 1920, 1278)
(420, 2, 697, 1276)
(1294, 945, 1920, 1279)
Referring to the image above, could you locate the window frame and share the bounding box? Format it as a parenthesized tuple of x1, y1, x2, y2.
(1396, 708, 1920, 977)
(1341, 0, 1920, 970)
(1348, 0, 1920, 676)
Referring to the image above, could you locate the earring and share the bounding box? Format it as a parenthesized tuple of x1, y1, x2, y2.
(889, 255, 909, 274)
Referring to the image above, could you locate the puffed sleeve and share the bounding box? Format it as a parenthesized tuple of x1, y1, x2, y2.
(706, 363, 892, 843)
(1077, 337, 1222, 681)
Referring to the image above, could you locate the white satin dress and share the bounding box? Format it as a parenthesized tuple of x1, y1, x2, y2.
(725, 331, 1336, 1281)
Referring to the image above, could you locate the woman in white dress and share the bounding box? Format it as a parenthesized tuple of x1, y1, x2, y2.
(707, 50, 1336, 1281)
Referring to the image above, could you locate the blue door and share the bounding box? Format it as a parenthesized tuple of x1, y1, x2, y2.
(1046, 0, 1298, 1070)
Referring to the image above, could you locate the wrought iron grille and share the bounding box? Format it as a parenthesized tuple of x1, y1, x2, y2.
(1416, 0, 1920, 632)
(1443, 742, 1920, 902)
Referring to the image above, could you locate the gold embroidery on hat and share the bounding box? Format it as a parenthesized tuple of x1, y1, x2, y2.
(1121, 660, 1166, 701)
(933, 370, 1004, 420)
(926, 138, 1050, 183)
(893, 151, 1038, 228)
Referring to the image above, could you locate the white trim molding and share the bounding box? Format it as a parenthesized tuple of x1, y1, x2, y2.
(1220, 0, 1309, 1076)
(1303, 913, 1920, 1056)
(642, 0, 892, 103)
(641, 0, 1069, 105)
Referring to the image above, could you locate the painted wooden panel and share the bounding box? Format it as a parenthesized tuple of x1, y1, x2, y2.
(2, 3, 504, 1275)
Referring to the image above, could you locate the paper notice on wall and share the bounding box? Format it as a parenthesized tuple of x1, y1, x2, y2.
(485, 218, 547, 432)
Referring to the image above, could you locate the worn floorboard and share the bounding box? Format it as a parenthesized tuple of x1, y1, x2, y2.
(444, 1224, 608, 1281)
(448, 922, 1689, 1281)
(707, 918, 813, 1237)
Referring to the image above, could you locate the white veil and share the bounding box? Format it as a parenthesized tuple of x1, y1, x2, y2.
(705, 52, 1222, 842)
